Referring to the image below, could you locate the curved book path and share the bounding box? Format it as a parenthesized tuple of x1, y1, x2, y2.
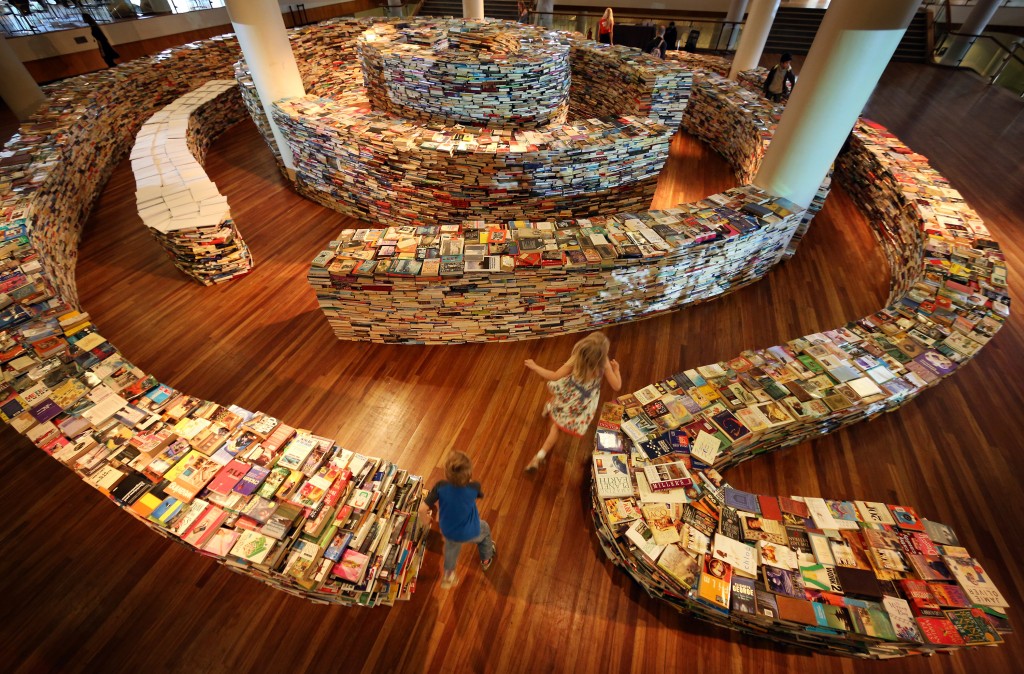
(591, 56, 1012, 658)
(132, 80, 254, 285)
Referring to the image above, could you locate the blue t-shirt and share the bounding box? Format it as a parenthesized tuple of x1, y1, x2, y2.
(424, 480, 483, 542)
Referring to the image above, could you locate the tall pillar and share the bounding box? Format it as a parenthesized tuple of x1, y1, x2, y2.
(0, 36, 46, 121)
(725, 0, 750, 50)
(729, 0, 780, 79)
(463, 0, 484, 19)
(753, 0, 923, 209)
(225, 0, 305, 171)
(939, 0, 1002, 66)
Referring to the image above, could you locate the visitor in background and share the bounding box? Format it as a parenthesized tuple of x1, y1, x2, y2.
(82, 13, 119, 68)
(664, 21, 678, 52)
(422, 451, 496, 589)
(646, 25, 667, 58)
(598, 8, 614, 44)
(524, 332, 622, 472)
(763, 52, 797, 102)
(518, 0, 531, 24)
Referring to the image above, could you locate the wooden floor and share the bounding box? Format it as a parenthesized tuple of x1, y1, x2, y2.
(1, 63, 1023, 673)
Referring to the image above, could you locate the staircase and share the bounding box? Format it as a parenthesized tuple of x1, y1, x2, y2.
(418, 0, 520, 21)
(764, 7, 932, 62)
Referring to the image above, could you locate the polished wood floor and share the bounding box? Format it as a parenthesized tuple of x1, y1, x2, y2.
(1, 64, 1022, 673)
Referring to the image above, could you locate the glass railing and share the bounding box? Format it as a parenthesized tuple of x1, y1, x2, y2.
(531, 11, 743, 52)
(934, 30, 1024, 97)
(0, 1, 227, 37)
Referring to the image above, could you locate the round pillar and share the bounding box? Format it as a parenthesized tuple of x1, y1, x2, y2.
(729, 0, 780, 79)
(725, 0, 750, 50)
(225, 0, 305, 171)
(463, 0, 484, 19)
(754, 0, 924, 209)
(940, 0, 1002, 66)
(0, 35, 46, 121)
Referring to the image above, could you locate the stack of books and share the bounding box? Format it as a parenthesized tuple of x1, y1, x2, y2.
(1, 32, 241, 307)
(233, 18, 692, 229)
(588, 107, 1011, 655)
(273, 96, 673, 228)
(569, 40, 692, 129)
(0, 30, 433, 607)
(306, 186, 804, 343)
(591, 426, 1011, 657)
(0, 239, 427, 606)
(358, 20, 571, 129)
(131, 80, 254, 285)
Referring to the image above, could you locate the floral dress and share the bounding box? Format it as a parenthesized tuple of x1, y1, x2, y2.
(545, 373, 602, 436)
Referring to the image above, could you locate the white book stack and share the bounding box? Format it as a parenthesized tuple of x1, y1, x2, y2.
(131, 80, 254, 286)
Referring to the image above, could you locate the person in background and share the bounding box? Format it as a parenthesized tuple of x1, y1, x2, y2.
(646, 25, 667, 58)
(517, 0, 531, 24)
(763, 52, 797, 102)
(422, 451, 496, 589)
(597, 8, 614, 45)
(82, 13, 119, 68)
(524, 331, 622, 472)
(664, 21, 678, 52)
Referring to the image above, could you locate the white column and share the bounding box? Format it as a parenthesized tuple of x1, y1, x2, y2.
(940, 0, 1002, 66)
(754, 0, 923, 209)
(729, 0, 780, 79)
(0, 36, 46, 121)
(725, 0, 750, 50)
(225, 0, 305, 171)
(463, 0, 484, 19)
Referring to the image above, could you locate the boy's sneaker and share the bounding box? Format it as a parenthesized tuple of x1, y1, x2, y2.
(481, 543, 496, 571)
(440, 571, 457, 589)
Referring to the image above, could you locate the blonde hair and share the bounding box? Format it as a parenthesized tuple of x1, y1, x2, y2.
(445, 451, 473, 487)
(602, 8, 614, 23)
(570, 332, 610, 383)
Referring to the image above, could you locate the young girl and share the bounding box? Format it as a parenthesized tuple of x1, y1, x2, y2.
(597, 8, 614, 45)
(524, 332, 622, 471)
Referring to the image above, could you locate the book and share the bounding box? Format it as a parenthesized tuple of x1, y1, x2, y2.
(942, 556, 1009, 607)
(697, 554, 732, 610)
(592, 452, 633, 499)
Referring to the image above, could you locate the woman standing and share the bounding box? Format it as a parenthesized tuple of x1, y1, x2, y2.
(597, 8, 614, 45)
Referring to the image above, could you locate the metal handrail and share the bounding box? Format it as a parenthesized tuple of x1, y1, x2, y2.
(528, 10, 743, 51)
(941, 30, 1024, 68)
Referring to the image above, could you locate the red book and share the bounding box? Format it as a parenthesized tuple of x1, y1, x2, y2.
(207, 459, 251, 495)
(888, 504, 926, 532)
(778, 496, 810, 519)
(900, 579, 942, 617)
(915, 616, 965, 646)
(757, 495, 783, 521)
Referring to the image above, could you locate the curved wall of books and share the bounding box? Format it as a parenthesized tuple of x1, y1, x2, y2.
(589, 83, 1012, 657)
(0, 35, 427, 607)
(235, 18, 692, 229)
(358, 21, 571, 128)
(132, 80, 254, 285)
(303, 65, 826, 344)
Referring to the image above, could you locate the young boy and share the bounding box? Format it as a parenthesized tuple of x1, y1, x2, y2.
(423, 451, 496, 588)
(762, 52, 796, 102)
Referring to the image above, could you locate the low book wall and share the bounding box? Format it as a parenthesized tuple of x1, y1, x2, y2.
(589, 100, 1011, 656)
(132, 80, 254, 286)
